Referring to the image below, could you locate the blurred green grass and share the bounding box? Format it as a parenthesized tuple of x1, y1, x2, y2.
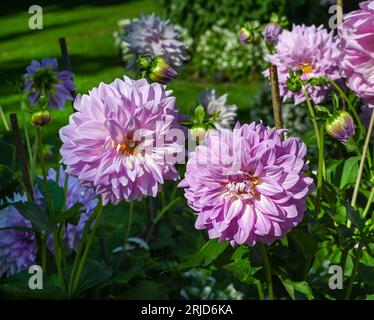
(0, 0, 261, 154)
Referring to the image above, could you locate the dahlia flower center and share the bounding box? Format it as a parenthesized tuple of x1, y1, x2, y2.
(114, 140, 137, 155)
(226, 175, 259, 200)
(32, 68, 58, 93)
(301, 63, 313, 75)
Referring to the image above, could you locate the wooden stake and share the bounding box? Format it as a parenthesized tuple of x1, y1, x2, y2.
(59, 37, 72, 72)
(337, 0, 343, 27)
(59, 37, 76, 111)
(10, 113, 34, 201)
(269, 64, 283, 131)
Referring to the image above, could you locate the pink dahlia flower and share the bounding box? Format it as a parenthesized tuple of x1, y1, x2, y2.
(60, 76, 183, 205)
(179, 123, 314, 247)
(339, 1, 374, 104)
(265, 24, 341, 105)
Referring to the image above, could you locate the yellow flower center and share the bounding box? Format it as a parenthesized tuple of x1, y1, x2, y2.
(301, 63, 313, 74)
(114, 141, 136, 155)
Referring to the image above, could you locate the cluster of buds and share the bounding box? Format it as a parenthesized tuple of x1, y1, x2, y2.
(136, 55, 177, 85)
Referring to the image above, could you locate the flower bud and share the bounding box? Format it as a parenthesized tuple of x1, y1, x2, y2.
(239, 27, 252, 44)
(31, 110, 51, 127)
(263, 22, 282, 45)
(326, 111, 355, 144)
(190, 125, 207, 144)
(148, 56, 177, 84)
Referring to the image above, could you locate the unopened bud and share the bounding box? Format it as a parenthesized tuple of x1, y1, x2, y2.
(31, 110, 51, 127)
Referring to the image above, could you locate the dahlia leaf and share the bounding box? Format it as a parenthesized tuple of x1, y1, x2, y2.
(339, 156, 360, 189)
(178, 239, 229, 270)
(76, 259, 113, 295)
(347, 203, 365, 231)
(288, 229, 318, 257)
(12, 202, 52, 232)
(281, 278, 314, 300)
(36, 177, 65, 213)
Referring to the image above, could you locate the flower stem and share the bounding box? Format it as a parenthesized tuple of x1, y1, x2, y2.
(363, 187, 374, 218)
(256, 281, 265, 300)
(71, 200, 104, 296)
(36, 127, 54, 212)
(302, 86, 321, 149)
(258, 243, 274, 300)
(349, 108, 374, 227)
(68, 200, 101, 297)
(52, 225, 67, 295)
(0, 105, 10, 132)
(344, 241, 363, 300)
(302, 86, 324, 216)
(115, 202, 134, 272)
(20, 101, 33, 174)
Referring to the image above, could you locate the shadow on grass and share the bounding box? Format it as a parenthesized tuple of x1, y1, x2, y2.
(0, 0, 145, 17)
(0, 16, 95, 43)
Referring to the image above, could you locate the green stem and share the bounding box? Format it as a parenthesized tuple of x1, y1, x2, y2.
(115, 202, 134, 273)
(36, 127, 54, 212)
(41, 233, 47, 273)
(21, 101, 33, 172)
(71, 200, 104, 296)
(256, 281, 265, 300)
(0, 105, 10, 132)
(68, 199, 102, 296)
(344, 241, 363, 300)
(302, 86, 325, 217)
(302, 86, 321, 150)
(327, 78, 361, 129)
(258, 243, 274, 300)
(349, 109, 374, 227)
(363, 187, 374, 218)
(52, 225, 67, 295)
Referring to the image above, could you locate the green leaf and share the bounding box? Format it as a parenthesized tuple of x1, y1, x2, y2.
(50, 202, 83, 224)
(281, 278, 314, 300)
(12, 202, 52, 232)
(194, 105, 205, 124)
(314, 105, 331, 120)
(339, 156, 360, 189)
(36, 177, 65, 213)
(288, 229, 318, 257)
(0, 270, 62, 299)
(347, 203, 365, 231)
(223, 246, 261, 285)
(178, 239, 229, 270)
(77, 259, 113, 294)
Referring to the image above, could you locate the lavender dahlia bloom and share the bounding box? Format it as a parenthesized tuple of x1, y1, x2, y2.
(339, 1, 374, 104)
(179, 122, 314, 247)
(0, 193, 36, 277)
(34, 167, 98, 252)
(122, 14, 188, 70)
(60, 76, 183, 205)
(199, 89, 237, 129)
(24, 58, 75, 110)
(265, 24, 341, 105)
